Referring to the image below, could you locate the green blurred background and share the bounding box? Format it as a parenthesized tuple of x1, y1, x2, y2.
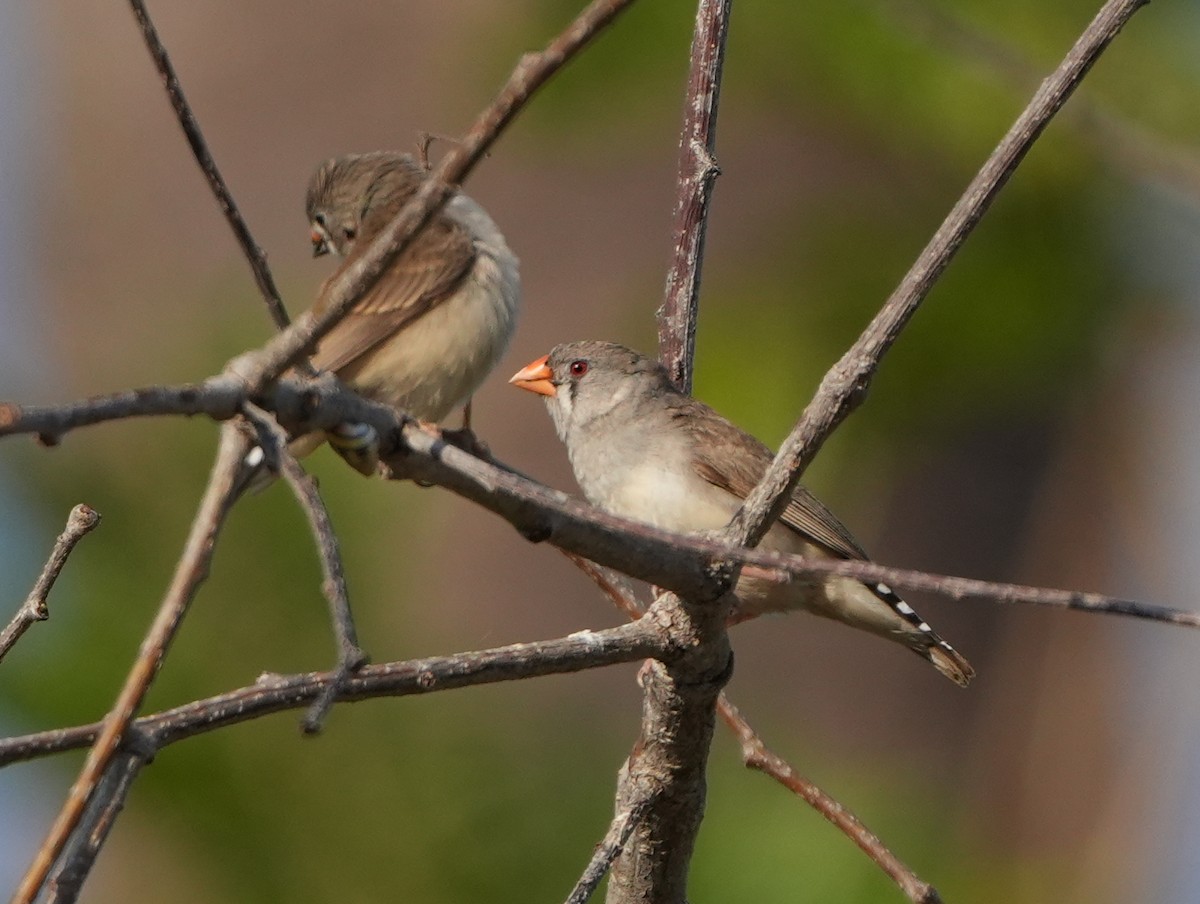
(2, 1, 1200, 901)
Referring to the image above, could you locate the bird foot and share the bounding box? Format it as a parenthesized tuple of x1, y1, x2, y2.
(439, 425, 491, 460)
(328, 422, 380, 476)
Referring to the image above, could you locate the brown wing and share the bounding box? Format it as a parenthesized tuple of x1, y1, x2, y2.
(310, 215, 476, 375)
(675, 396, 870, 561)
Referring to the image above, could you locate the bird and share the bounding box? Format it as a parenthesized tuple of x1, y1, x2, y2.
(265, 150, 521, 477)
(509, 340, 973, 687)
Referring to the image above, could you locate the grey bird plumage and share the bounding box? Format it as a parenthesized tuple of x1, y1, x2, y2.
(510, 340, 973, 687)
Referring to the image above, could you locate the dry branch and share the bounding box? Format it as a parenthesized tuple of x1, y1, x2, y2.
(239, 0, 639, 395)
(0, 621, 667, 768)
(0, 0, 1170, 901)
(127, 0, 292, 332)
(4, 379, 1197, 630)
(717, 695, 942, 904)
(725, 0, 1151, 551)
(657, 0, 733, 392)
(14, 425, 248, 904)
(0, 504, 100, 664)
(564, 796, 655, 904)
(565, 554, 941, 901)
(242, 400, 367, 732)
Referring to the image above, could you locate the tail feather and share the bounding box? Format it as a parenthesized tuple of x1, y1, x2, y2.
(924, 641, 975, 688)
(870, 581, 975, 688)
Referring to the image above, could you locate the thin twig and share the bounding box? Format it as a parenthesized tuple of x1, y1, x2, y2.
(564, 796, 656, 904)
(0, 621, 666, 768)
(241, 401, 368, 733)
(44, 750, 149, 904)
(0, 504, 101, 664)
(725, 0, 1151, 550)
(241, 0, 639, 394)
(717, 695, 942, 904)
(126, 0, 293, 332)
(561, 552, 646, 621)
(13, 424, 249, 904)
(657, 0, 733, 392)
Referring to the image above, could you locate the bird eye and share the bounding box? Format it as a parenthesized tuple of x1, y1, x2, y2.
(313, 212, 327, 228)
(342, 227, 357, 241)
(568, 360, 589, 377)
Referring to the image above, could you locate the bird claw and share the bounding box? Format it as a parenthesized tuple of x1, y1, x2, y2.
(439, 425, 491, 460)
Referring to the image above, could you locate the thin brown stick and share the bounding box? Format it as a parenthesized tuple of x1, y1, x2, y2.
(657, 0, 733, 392)
(44, 750, 148, 904)
(561, 552, 646, 622)
(0, 505, 101, 664)
(241, 402, 367, 733)
(564, 795, 656, 904)
(241, 0, 639, 394)
(13, 424, 249, 904)
(726, 0, 1151, 550)
(0, 621, 666, 768)
(717, 695, 942, 904)
(126, 0, 292, 332)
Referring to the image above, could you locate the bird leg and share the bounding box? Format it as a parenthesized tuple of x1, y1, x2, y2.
(437, 398, 491, 460)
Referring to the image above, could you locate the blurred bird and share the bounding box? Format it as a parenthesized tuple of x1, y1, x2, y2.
(510, 340, 973, 686)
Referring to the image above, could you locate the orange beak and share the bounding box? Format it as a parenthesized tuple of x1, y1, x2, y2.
(311, 228, 329, 257)
(509, 354, 556, 397)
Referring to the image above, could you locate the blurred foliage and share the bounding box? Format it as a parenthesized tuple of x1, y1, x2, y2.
(3, 0, 1198, 902)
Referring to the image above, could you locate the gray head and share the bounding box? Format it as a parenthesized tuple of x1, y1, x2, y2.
(509, 340, 676, 443)
(305, 152, 426, 257)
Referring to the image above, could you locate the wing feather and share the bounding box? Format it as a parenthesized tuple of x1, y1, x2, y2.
(310, 215, 476, 375)
(673, 397, 869, 560)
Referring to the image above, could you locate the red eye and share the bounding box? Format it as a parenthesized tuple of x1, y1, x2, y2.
(568, 359, 589, 377)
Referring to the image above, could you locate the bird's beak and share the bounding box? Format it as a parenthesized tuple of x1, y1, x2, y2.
(509, 355, 556, 397)
(311, 228, 329, 258)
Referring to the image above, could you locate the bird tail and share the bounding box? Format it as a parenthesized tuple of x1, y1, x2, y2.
(869, 581, 975, 687)
(924, 641, 975, 688)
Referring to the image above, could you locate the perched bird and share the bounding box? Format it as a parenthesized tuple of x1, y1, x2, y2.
(281, 151, 521, 472)
(510, 340, 973, 686)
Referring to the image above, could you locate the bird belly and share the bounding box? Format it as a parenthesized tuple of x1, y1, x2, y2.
(602, 462, 737, 533)
(344, 250, 519, 422)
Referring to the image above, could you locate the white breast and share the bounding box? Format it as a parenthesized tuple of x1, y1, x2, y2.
(587, 454, 739, 534)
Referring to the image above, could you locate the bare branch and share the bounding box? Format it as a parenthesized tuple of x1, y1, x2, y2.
(0, 504, 100, 664)
(561, 552, 647, 622)
(657, 0, 733, 392)
(564, 553, 943, 901)
(240, 0, 639, 395)
(5, 379, 1198, 629)
(44, 750, 148, 904)
(606, 615, 732, 904)
(14, 424, 249, 904)
(717, 695, 942, 904)
(726, 0, 1150, 551)
(0, 379, 244, 444)
(241, 402, 367, 733)
(126, 0, 293, 332)
(564, 795, 655, 904)
(0, 621, 666, 768)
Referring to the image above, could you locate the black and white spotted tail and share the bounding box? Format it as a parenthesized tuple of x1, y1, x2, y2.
(873, 581, 975, 687)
